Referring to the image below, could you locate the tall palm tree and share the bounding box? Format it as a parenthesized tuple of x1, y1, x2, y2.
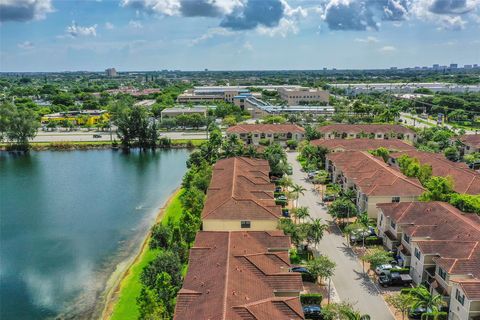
(306, 218, 329, 248)
(291, 183, 306, 207)
(295, 207, 310, 223)
(410, 285, 446, 313)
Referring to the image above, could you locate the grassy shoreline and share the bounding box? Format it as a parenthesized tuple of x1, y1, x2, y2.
(0, 139, 206, 151)
(102, 189, 184, 320)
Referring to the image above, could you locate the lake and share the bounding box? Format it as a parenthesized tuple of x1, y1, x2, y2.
(0, 149, 189, 319)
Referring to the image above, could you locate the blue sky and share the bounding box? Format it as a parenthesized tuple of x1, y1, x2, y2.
(1, 0, 479, 72)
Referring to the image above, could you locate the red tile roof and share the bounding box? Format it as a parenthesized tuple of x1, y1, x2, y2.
(458, 134, 480, 149)
(327, 151, 425, 196)
(202, 157, 282, 221)
(174, 231, 304, 320)
(457, 280, 480, 300)
(311, 138, 414, 151)
(390, 150, 480, 195)
(227, 124, 305, 134)
(317, 124, 415, 135)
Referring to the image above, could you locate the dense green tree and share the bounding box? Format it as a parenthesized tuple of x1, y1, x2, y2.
(328, 198, 358, 220)
(263, 143, 291, 177)
(420, 176, 454, 201)
(150, 224, 172, 250)
(370, 147, 390, 162)
(449, 194, 480, 214)
(410, 286, 446, 313)
(141, 250, 182, 289)
(305, 218, 329, 248)
(0, 103, 40, 149)
(386, 293, 415, 320)
(361, 248, 393, 269)
(306, 255, 336, 284)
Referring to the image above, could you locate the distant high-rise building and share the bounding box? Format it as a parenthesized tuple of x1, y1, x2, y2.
(105, 68, 117, 77)
(390, 67, 397, 70)
(465, 65, 473, 69)
(433, 64, 440, 69)
(450, 63, 458, 69)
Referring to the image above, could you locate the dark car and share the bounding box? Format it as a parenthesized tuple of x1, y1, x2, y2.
(303, 305, 323, 320)
(408, 307, 429, 319)
(282, 209, 290, 217)
(275, 186, 283, 193)
(378, 272, 413, 287)
(322, 195, 336, 202)
(291, 266, 309, 273)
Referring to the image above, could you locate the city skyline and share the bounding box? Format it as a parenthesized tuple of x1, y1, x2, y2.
(1, 0, 480, 72)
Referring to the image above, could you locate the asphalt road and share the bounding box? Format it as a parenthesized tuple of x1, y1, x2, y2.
(32, 130, 208, 142)
(287, 152, 395, 320)
(400, 112, 477, 134)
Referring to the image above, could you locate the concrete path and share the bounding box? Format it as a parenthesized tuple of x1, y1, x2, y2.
(287, 152, 394, 320)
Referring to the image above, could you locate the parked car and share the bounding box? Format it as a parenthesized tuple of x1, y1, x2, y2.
(291, 266, 309, 274)
(276, 195, 288, 201)
(93, 134, 101, 138)
(307, 171, 319, 179)
(408, 307, 430, 319)
(375, 263, 401, 275)
(322, 195, 336, 202)
(349, 227, 376, 244)
(282, 209, 290, 218)
(275, 186, 282, 193)
(378, 272, 413, 287)
(303, 305, 323, 320)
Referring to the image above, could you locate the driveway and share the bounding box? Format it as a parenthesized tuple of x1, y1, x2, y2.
(287, 152, 394, 320)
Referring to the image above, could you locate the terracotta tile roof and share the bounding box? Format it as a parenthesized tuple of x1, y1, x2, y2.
(174, 231, 304, 320)
(458, 134, 480, 149)
(202, 157, 282, 221)
(390, 150, 480, 195)
(327, 151, 425, 196)
(456, 280, 480, 300)
(317, 124, 415, 135)
(227, 124, 305, 134)
(377, 202, 480, 242)
(311, 138, 414, 151)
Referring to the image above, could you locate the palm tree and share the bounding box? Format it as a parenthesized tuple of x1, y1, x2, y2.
(278, 176, 293, 190)
(291, 184, 306, 207)
(410, 286, 446, 313)
(295, 207, 310, 223)
(306, 218, 329, 248)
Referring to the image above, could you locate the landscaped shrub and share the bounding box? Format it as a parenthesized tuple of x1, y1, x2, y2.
(300, 293, 322, 305)
(364, 236, 383, 246)
(396, 268, 410, 274)
(258, 138, 271, 146)
(286, 139, 298, 150)
(421, 312, 448, 320)
(275, 199, 288, 207)
(400, 288, 413, 295)
(301, 272, 316, 283)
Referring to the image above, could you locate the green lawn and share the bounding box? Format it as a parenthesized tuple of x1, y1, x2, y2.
(109, 189, 184, 320)
(171, 139, 206, 147)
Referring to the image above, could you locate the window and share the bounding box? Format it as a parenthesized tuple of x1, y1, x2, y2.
(455, 289, 465, 306)
(438, 267, 447, 280)
(390, 220, 396, 229)
(414, 247, 421, 260)
(392, 196, 400, 203)
(254, 134, 259, 138)
(403, 233, 410, 244)
(241, 221, 251, 229)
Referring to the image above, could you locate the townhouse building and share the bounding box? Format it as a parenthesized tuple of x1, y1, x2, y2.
(457, 134, 480, 155)
(326, 151, 425, 218)
(226, 124, 305, 146)
(202, 157, 282, 231)
(389, 150, 480, 195)
(317, 124, 417, 143)
(311, 138, 414, 152)
(376, 202, 480, 320)
(174, 231, 305, 320)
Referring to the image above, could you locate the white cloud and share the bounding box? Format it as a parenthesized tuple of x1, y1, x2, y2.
(18, 41, 34, 49)
(354, 36, 379, 43)
(105, 22, 115, 30)
(0, 0, 54, 22)
(438, 15, 467, 30)
(190, 27, 234, 45)
(379, 45, 397, 52)
(243, 41, 253, 51)
(128, 20, 143, 29)
(257, 17, 299, 37)
(66, 21, 97, 37)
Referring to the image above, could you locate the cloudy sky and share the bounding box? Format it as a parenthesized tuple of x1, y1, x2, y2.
(1, 0, 479, 72)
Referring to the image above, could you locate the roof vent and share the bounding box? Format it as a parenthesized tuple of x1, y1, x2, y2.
(206, 289, 210, 294)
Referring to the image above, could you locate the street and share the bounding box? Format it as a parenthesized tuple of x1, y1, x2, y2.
(287, 152, 395, 320)
(400, 112, 477, 134)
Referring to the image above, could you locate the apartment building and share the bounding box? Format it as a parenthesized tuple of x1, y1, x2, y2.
(202, 157, 282, 231)
(278, 87, 330, 106)
(376, 202, 480, 320)
(311, 138, 414, 152)
(317, 124, 417, 143)
(174, 231, 305, 320)
(226, 124, 305, 146)
(177, 87, 261, 104)
(389, 150, 480, 195)
(458, 134, 480, 155)
(326, 151, 425, 217)
(160, 106, 208, 120)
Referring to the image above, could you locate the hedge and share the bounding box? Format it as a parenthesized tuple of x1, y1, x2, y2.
(301, 272, 317, 283)
(275, 199, 288, 206)
(300, 293, 322, 305)
(365, 236, 383, 246)
(421, 312, 448, 320)
(396, 268, 410, 274)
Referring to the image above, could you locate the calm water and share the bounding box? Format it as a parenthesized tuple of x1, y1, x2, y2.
(0, 149, 189, 320)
